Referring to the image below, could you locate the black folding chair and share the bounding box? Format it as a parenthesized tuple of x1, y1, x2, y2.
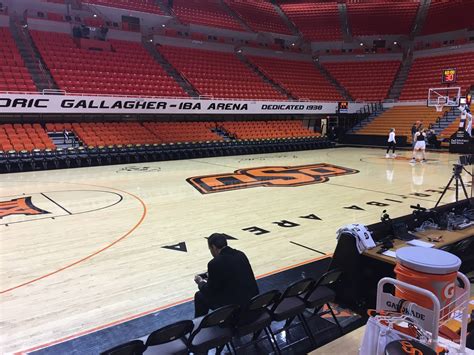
(188, 304, 239, 355)
(269, 278, 316, 348)
(143, 320, 193, 355)
(100, 340, 146, 355)
(233, 290, 281, 354)
(300, 269, 344, 336)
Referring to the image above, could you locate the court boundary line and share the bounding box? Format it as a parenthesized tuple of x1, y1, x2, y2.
(15, 254, 332, 354)
(0, 188, 146, 294)
(0, 190, 124, 226)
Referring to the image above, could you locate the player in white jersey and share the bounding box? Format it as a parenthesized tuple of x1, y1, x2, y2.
(385, 128, 396, 158)
(465, 107, 472, 136)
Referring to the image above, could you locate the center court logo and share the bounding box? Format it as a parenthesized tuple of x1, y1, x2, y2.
(187, 163, 359, 194)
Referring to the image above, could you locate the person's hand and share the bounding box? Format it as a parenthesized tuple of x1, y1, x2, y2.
(194, 275, 204, 284)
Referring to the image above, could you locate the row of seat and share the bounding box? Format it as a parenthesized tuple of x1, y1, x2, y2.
(46, 120, 318, 148)
(221, 120, 321, 139)
(157, 45, 285, 100)
(0, 123, 55, 151)
(280, 2, 342, 41)
(0, 27, 36, 92)
(248, 56, 343, 101)
(2, 27, 472, 101)
(84, 0, 164, 15)
(30, 31, 187, 97)
(101, 270, 342, 355)
(68, 0, 471, 37)
(172, 0, 245, 32)
(322, 60, 401, 102)
(224, 0, 292, 35)
(347, 2, 419, 36)
(422, 0, 474, 35)
(439, 117, 462, 141)
(356, 106, 450, 142)
(0, 137, 334, 172)
(399, 52, 474, 101)
(143, 122, 222, 143)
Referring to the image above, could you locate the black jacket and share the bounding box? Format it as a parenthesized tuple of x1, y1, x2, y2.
(198, 246, 259, 309)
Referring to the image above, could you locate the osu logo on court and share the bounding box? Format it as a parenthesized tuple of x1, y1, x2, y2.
(0, 197, 49, 219)
(187, 163, 359, 194)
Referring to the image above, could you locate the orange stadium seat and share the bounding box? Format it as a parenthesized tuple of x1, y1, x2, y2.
(422, 0, 474, 35)
(0, 28, 37, 92)
(356, 106, 450, 143)
(68, 122, 159, 147)
(221, 120, 320, 140)
(248, 56, 342, 101)
(30, 31, 186, 97)
(157, 45, 286, 100)
(439, 117, 462, 141)
(0, 124, 55, 151)
(224, 0, 291, 35)
(280, 2, 341, 41)
(84, 0, 164, 15)
(172, 0, 245, 31)
(322, 60, 401, 102)
(144, 122, 222, 143)
(400, 52, 474, 101)
(347, 2, 419, 36)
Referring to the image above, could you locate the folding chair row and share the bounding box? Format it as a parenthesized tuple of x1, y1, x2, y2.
(101, 269, 343, 355)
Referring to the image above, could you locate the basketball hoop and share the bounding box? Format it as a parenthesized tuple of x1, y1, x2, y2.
(427, 87, 461, 111)
(434, 96, 447, 112)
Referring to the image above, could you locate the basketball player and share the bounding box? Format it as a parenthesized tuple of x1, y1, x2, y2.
(410, 127, 427, 163)
(465, 107, 472, 136)
(386, 128, 396, 158)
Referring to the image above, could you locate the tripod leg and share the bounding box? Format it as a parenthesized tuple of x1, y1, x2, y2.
(456, 177, 459, 202)
(458, 178, 470, 201)
(435, 175, 455, 207)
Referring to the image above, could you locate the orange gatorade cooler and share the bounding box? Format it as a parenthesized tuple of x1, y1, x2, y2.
(395, 247, 461, 316)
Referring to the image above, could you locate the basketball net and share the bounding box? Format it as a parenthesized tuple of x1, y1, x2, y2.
(435, 96, 447, 112)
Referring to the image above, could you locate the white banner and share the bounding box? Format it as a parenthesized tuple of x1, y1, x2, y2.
(0, 94, 363, 115)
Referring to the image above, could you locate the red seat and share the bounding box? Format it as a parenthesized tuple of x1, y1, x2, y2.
(31, 31, 187, 98)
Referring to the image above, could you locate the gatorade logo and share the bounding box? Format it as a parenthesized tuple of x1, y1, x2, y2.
(187, 163, 359, 194)
(400, 341, 423, 355)
(443, 282, 455, 300)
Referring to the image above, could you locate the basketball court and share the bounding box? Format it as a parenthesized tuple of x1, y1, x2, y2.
(1, 147, 470, 353)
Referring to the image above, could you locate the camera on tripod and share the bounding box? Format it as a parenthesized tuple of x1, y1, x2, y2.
(453, 163, 464, 175)
(436, 155, 472, 207)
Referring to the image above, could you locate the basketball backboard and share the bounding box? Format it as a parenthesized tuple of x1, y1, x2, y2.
(427, 86, 461, 112)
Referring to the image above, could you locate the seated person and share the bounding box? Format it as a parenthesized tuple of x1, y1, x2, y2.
(426, 127, 440, 148)
(194, 233, 259, 317)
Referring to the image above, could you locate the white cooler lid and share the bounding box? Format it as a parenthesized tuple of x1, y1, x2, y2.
(396, 247, 461, 274)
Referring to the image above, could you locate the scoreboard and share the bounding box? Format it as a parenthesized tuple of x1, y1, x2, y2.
(442, 68, 457, 84)
(338, 101, 348, 113)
